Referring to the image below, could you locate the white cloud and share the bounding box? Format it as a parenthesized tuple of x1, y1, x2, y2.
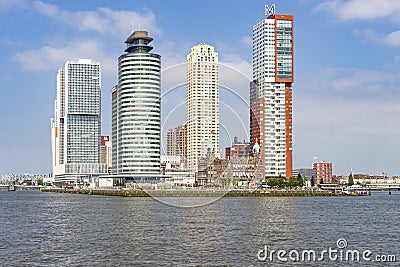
(99, 7, 160, 36)
(303, 67, 398, 97)
(157, 41, 188, 69)
(14, 39, 116, 74)
(353, 28, 400, 47)
(317, 1, 400, 47)
(0, 37, 13, 45)
(314, 0, 400, 22)
(240, 36, 252, 46)
(394, 55, 400, 63)
(33, 0, 58, 16)
(0, 0, 27, 10)
(220, 53, 252, 80)
(383, 30, 400, 46)
(33, 1, 161, 36)
(13, 2, 162, 74)
(330, 68, 396, 92)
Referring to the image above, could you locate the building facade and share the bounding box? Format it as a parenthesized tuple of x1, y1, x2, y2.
(166, 124, 187, 160)
(51, 59, 107, 184)
(250, 6, 294, 179)
(160, 155, 195, 186)
(292, 168, 316, 184)
(186, 44, 219, 171)
(112, 31, 161, 175)
(225, 137, 250, 159)
(313, 161, 333, 184)
(100, 136, 112, 173)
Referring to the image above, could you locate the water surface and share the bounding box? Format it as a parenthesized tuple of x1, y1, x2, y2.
(0, 190, 398, 266)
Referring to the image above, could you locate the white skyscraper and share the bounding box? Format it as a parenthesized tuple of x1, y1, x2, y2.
(186, 44, 219, 171)
(112, 31, 161, 175)
(51, 59, 107, 185)
(251, 6, 294, 178)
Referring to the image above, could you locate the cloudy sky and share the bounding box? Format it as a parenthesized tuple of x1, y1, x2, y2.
(1, 0, 400, 176)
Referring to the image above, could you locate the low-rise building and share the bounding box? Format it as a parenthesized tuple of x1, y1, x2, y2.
(196, 152, 263, 186)
(293, 168, 315, 186)
(225, 137, 250, 159)
(313, 161, 333, 184)
(160, 155, 195, 187)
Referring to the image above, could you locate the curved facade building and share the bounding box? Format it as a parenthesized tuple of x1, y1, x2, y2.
(112, 31, 161, 175)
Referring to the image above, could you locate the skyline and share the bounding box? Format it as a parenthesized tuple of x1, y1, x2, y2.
(1, 0, 400, 176)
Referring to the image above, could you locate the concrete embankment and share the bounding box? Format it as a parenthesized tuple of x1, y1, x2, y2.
(40, 188, 332, 197)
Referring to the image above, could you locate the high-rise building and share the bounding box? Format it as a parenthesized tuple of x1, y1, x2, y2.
(51, 59, 107, 184)
(313, 161, 333, 184)
(250, 5, 294, 179)
(100, 136, 112, 173)
(112, 31, 161, 175)
(166, 124, 187, 160)
(186, 44, 219, 171)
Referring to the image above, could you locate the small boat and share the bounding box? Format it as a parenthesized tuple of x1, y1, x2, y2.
(342, 186, 369, 196)
(8, 184, 16, 191)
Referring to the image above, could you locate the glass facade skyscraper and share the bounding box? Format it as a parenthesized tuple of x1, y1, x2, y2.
(112, 31, 161, 175)
(51, 59, 107, 184)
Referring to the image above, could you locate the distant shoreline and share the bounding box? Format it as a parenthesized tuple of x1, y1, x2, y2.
(40, 188, 332, 197)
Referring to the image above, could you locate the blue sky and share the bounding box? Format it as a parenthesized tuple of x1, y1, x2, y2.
(1, 0, 400, 176)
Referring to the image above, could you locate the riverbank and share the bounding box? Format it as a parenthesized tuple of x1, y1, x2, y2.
(40, 188, 332, 197)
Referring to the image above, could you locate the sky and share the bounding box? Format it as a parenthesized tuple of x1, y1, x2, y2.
(1, 0, 400, 176)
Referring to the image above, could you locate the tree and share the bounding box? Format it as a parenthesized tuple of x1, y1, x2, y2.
(266, 178, 286, 188)
(311, 176, 315, 187)
(319, 178, 324, 185)
(219, 178, 231, 186)
(288, 176, 304, 188)
(348, 173, 354, 186)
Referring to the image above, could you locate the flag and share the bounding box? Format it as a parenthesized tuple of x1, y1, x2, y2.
(211, 130, 216, 135)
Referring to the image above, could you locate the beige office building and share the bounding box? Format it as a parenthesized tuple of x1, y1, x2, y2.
(186, 44, 219, 171)
(167, 124, 187, 160)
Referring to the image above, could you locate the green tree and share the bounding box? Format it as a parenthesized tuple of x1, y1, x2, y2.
(320, 178, 324, 184)
(288, 176, 304, 188)
(266, 178, 286, 188)
(311, 176, 315, 187)
(219, 178, 231, 186)
(348, 173, 354, 186)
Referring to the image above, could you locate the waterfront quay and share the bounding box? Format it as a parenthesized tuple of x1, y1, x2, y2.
(40, 188, 332, 197)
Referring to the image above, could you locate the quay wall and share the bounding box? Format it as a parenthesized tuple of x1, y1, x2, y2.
(40, 188, 332, 197)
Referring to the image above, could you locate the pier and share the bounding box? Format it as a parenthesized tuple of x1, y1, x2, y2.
(0, 184, 44, 191)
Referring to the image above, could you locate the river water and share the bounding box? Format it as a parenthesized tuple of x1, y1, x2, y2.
(0, 190, 398, 266)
